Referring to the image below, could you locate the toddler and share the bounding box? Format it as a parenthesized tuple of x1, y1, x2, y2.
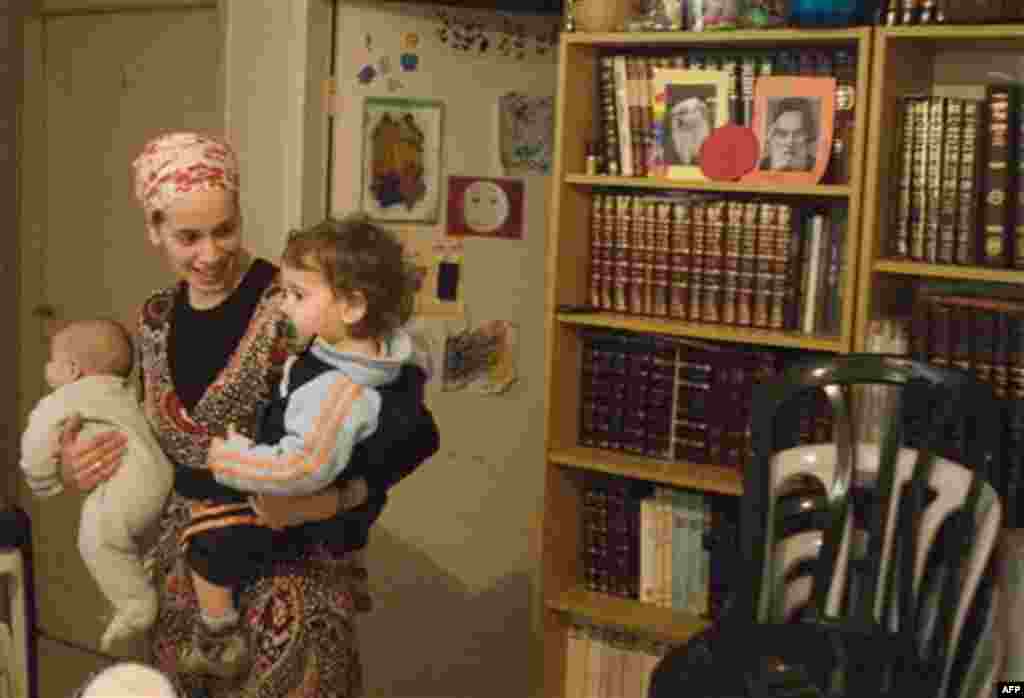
(178, 215, 426, 678)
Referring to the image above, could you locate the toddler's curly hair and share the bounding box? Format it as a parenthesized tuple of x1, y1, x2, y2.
(282, 214, 418, 340)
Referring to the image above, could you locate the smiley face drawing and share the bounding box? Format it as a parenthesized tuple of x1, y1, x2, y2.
(461, 180, 510, 235)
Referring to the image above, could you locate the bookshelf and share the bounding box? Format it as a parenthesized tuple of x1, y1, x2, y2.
(541, 26, 872, 697)
(855, 24, 1024, 349)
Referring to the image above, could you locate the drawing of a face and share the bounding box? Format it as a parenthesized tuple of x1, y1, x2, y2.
(462, 180, 510, 234)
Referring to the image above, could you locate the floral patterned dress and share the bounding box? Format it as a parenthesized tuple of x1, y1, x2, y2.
(139, 264, 372, 698)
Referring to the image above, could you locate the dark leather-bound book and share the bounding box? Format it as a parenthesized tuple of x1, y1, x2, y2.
(582, 482, 610, 594)
(753, 202, 774, 329)
(669, 199, 693, 321)
(938, 97, 962, 265)
(721, 202, 743, 327)
(958, 99, 983, 265)
(1013, 85, 1024, 268)
(675, 347, 715, 464)
(737, 201, 759, 328)
(598, 55, 620, 176)
(641, 198, 658, 316)
(651, 200, 672, 318)
(702, 200, 726, 325)
(982, 84, 1014, 267)
(829, 49, 857, 186)
(924, 96, 946, 263)
(601, 193, 617, 310)
(689, 201, 707, 322)
(589, 193, 606, 310)
(778, 204, 801, 331)
(910, 95, 930, 260)
(627, 195, 647, 315)
(613, 194, 632, 313)
(892, 96, 918, 258)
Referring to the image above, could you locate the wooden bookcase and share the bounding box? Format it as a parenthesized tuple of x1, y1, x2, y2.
(540, 27, 872, 697)
(855, 24, 1024, 350)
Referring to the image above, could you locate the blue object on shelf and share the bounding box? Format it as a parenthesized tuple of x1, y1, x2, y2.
(787, 0, 879, 26)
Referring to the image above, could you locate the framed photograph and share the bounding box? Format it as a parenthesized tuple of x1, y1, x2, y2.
(686, 0, 742, 30)
(743, 76, 836, 186)
(361, 97, 444, 222)
(651, 69, 732, 180)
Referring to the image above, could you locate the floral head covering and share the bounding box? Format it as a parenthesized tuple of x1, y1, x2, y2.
(131, 131, 240, 216)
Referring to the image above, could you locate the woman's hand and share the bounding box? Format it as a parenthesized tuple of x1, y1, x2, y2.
(249, 478, 368, 530)
(55, 413, 128, 492)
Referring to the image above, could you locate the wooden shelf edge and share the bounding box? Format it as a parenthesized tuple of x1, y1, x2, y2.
(565, 174, 852, 197)
(546, 587, 709, 645)
(563, 27, 870, 46)
(873, 259, 1024, 284)
(549, 446, 743, 496)
(878, 23, 1024, 40)
(556, 312, 845, 352)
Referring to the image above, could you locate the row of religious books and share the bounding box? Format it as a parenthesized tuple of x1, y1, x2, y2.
(888, 86, 1024, 268)
(562, 622, 672, 698)
(579, 330, 835, 468)
(596, 46, 857, 183)
(581, 478, 737, 616)
(588, 194, 846, 336)
(908, 285, 1024, 526)
(882, 0, 1024, 25)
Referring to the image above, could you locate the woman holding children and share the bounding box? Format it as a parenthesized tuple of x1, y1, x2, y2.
(57, 131, 439, 697)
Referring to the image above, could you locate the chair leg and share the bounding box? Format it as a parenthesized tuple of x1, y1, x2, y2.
(0, 509, 35, 698)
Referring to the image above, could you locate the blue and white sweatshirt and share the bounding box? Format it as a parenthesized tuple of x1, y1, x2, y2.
(208, 330, 418, 496)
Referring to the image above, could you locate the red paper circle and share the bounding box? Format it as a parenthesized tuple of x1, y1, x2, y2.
(699, 124, 760, 181)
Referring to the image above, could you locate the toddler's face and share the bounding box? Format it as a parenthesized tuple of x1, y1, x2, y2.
(45, 334, 78, 390)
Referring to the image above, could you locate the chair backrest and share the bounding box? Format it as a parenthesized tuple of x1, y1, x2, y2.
(738, 354, 1004, 698)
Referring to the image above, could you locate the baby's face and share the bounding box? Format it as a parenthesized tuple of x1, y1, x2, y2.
(45, 335, 78, 389)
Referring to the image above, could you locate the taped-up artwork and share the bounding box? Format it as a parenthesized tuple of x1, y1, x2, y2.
(442, 320, 518, 394)
(361, 97, 443, 222)
(498, 92, 554, 175)
(404, 234, 464, 318)
(433, 9, 558, 60)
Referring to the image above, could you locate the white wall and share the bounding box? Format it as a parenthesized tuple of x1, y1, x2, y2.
(332, 3, 558, 696)
(220, 0, 332, 259)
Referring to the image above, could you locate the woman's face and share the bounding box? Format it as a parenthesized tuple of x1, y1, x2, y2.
(148, 188, 243, 303)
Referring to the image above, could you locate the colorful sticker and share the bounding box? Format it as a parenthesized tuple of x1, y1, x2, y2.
(400, 53, 419, 72)
(357, 65, 377, 85)
(403, 32, 419, 50)
(431, 9, 557, 60)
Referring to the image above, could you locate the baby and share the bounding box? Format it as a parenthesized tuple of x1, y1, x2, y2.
(20, 319, 173, 651)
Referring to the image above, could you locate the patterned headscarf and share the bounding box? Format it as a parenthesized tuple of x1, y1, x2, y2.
(131, 131, 240, 216)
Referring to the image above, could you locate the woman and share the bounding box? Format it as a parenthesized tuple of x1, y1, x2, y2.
(59, 131, 439, 697)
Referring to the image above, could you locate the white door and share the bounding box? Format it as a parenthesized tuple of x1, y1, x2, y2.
(18, 8, 221, 697)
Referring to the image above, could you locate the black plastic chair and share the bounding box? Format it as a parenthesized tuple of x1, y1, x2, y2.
(649, 355, 1005, 698)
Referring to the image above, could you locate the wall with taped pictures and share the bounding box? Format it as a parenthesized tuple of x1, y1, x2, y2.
(331, 2, 559, 697)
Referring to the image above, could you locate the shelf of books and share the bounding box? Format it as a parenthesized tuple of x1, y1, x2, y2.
(542, 26, 872, 698)
(855, 24, 1024, 530)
